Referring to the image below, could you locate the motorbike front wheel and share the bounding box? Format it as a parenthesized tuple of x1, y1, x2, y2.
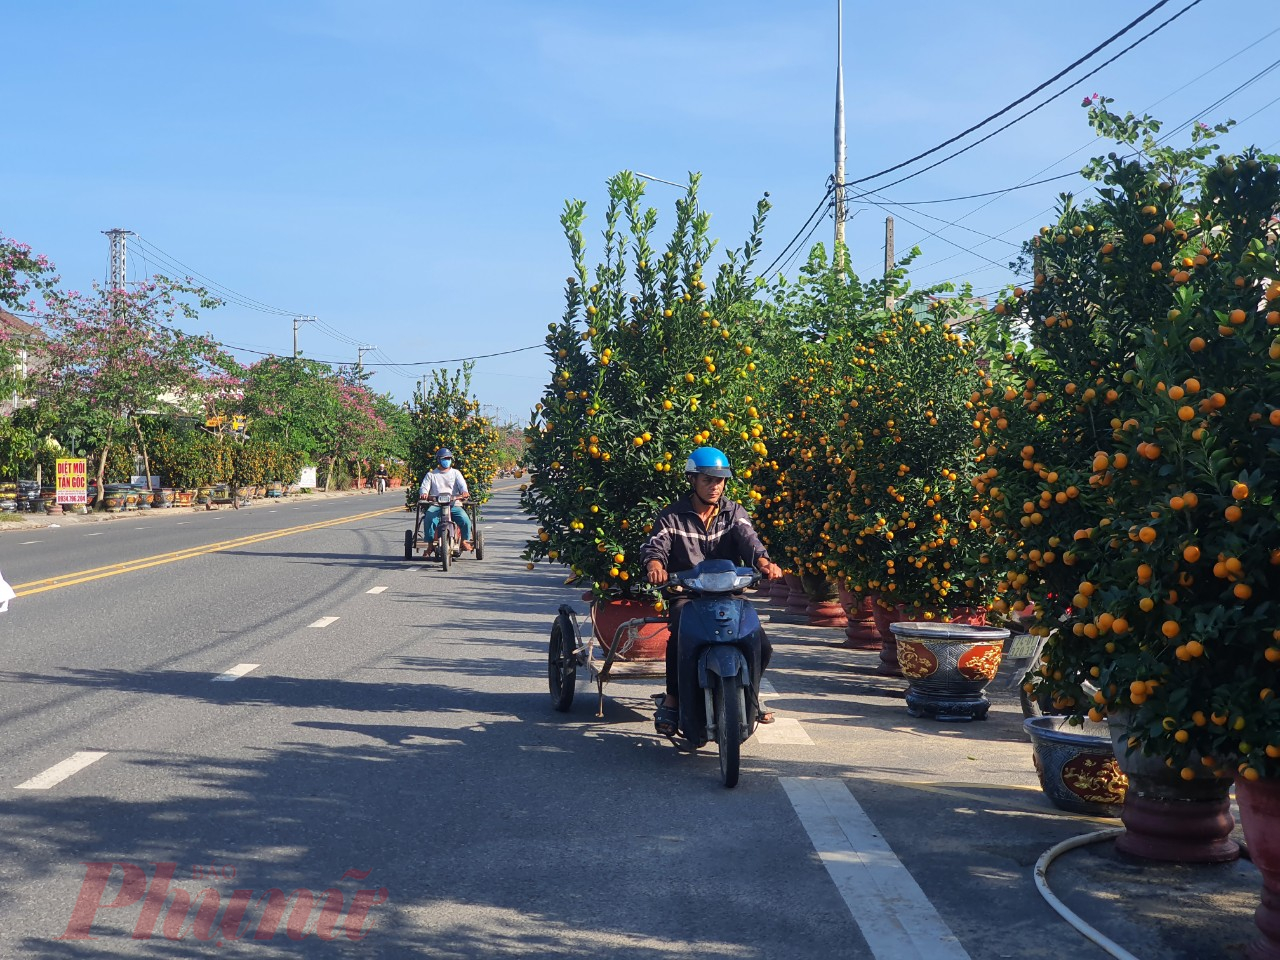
(440, 530, 451, 572)
(715, 674, 743, 788)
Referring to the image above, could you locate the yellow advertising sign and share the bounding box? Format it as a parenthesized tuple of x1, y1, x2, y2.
(56, 458, 88, 504)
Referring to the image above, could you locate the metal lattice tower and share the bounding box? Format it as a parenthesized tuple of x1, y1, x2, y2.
(103, 229, 134, 290)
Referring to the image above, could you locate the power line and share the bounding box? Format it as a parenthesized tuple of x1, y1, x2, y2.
(849, 0, 1187, 187)
(852, 0, 1207, 193)
(758, 185, 835, 279)
(130, 235, 300, 316)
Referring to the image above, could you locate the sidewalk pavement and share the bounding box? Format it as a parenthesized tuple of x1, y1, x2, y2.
(0, 487, 407, 535)
(756, 596, 1262, 960)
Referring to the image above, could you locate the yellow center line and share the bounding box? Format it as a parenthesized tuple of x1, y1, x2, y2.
(12, 507, 402, 597)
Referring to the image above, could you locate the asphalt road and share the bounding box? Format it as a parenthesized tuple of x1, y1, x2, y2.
(0, 487, 1243, 959)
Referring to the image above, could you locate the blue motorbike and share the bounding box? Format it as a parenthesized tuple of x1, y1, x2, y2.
(665, 559, 766, 788)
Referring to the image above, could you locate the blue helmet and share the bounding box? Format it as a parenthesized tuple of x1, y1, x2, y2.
(684, 446, 732, 479)
(436, 448, 453, 462)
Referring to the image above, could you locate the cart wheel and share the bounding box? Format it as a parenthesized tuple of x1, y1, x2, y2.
(715, 674, 742, 788)
(548, 616, 577, 711)
(474, 525, 484, 560)
(404, 529, 413, 560)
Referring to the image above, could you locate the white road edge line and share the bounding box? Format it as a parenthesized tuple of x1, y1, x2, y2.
(308, 616, 340, 628)
(366, 586, 388, 594)
(16, 752, 109, 791)
(780, 777, 972, 960)
(212, 663, 260, 682)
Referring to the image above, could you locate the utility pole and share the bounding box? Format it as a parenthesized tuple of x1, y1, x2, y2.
(833, 0, 847, 276)
(884, 216, 896, 310)
(357, 345, 377, 374)
(103, 229, 134, 291)
(292, 315, 316, 358)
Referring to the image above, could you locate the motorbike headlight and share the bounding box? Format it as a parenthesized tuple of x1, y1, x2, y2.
(686, 571, 741, 592)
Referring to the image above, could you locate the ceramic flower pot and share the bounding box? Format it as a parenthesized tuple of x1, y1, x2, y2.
(891, 620, 1010, 722)
(1107, 710, 1239, 863)
(591, 598, 669, 660)
(801, 572, 846, 628)
(1025, 716, 1127, 817)
(1236, 777, 1280, 958)
(872, 597, 907, 675)
(837, 583, 880, 649)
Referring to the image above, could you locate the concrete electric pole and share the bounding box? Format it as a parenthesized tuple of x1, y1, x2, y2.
(293, 315, 316, 358)
(833, 0, 847, 276)
(885, 216, 896, 310)
(357, 345, 378, 374)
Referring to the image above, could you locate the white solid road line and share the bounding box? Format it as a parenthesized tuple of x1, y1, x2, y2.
(308, 616, 339, 628)
(781, 778, 972, 960)
(16, 752, 109, 791)
(19, 540, 41, 545)
(366, 586, 388, 594)
(212, 663, 261, 682)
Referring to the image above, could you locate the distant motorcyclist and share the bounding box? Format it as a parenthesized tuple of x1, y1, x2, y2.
(419, 448, 473, 551)
(640, 446, 783, 737)
(375, 462, 390, 493)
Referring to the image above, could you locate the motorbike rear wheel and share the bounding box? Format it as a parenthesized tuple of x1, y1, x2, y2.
(715, 674, 742, 788)
(548, 617, 577, 711)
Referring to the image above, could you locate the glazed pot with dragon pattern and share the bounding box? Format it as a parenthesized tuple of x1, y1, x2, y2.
(890, 620, 1011, 722)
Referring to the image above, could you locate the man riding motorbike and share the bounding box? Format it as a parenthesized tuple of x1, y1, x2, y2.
(375, 461, 390, 494)
(419, 448, 473, 553)
(640, 446, 783, 737)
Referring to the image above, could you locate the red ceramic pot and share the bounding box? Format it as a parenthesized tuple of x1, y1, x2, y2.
(1237, 778, 1280, 958)
(591, 598, 670, 660)
(783, 574, 808, 615)
(838, 583, 880, 648)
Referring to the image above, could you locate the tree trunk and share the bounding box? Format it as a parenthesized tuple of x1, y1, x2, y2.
(133, 417, 154, 489)
(324, 457, 334, 492)
(93, 425, 114, 506)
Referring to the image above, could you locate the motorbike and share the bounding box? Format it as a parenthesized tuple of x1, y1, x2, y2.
(428, 493, 466, 573)
(375, 475, 388, 494)
(664, 558, 766, 788)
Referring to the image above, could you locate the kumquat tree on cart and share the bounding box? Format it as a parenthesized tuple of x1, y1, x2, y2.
(407, 363, 502, 509)
(520, 171, 772, 655)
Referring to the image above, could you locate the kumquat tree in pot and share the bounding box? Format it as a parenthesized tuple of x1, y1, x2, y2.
(520, 172, 770, 609)
(981, 100, 1280, 866)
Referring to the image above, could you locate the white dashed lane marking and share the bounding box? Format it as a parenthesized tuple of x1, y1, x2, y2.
(19, 540, 41, 545)
(308, 617, 339, 628)
(781, 778, 972, 959)
(212, 663, 260, 682)
(16, 752, 109, 791)
(366, 586, 388, 594)
(755, 679, 813, 744)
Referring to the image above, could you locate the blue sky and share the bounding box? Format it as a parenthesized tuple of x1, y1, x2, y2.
(5, 1, 1278, 424)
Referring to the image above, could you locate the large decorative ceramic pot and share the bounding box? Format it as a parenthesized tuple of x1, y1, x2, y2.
(103, 483, 130, 512)
(1025, 716, 1127, 817)
(151, 487, 173, 508)
(266, 481, 284, 499)
(1236, 778, 1280, 959)
(0, 481, 17, 513)
(1107, 710, 1238, 863)
(783, 574, 808, 616)
(590, 598, 670, 660)
(871, 597, 907, 675)
(891, 620, 1010, 722)
(801, 572, 846, 628)
(768, 573, 792, 608)
(837, 583, 880, 649)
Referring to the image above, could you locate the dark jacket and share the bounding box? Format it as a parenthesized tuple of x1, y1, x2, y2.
(640, 494, 770, 574)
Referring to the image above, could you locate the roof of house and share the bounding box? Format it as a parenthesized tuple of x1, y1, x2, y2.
(0, 307, 40, 338)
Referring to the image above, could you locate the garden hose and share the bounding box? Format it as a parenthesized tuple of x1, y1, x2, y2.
(1034, 827, 1140, 960)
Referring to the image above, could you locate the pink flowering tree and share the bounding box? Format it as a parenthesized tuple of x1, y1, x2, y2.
(31, 279, 238, 502)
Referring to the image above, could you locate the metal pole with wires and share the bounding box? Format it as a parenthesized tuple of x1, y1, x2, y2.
(103, 229, 133, 293)
(357, 345, 378, 375)
(833, 0, 847, 276)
